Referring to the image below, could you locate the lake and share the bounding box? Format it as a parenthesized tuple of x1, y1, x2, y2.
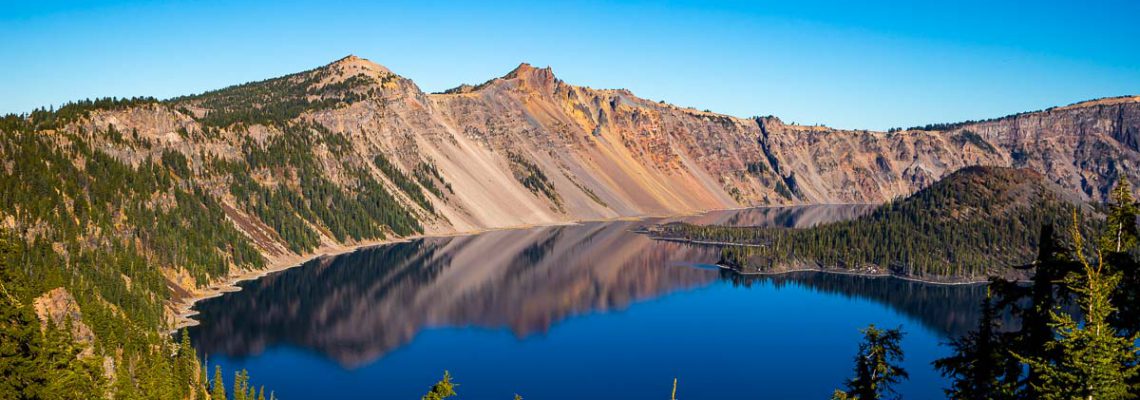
(189, 205, 987, 399)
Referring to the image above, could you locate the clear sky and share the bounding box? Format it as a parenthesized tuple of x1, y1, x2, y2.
(3, 0, 1138, 130)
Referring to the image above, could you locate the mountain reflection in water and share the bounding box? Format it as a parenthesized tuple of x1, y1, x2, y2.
(190, 204, 982, 373)
(190, 220, 721, 367)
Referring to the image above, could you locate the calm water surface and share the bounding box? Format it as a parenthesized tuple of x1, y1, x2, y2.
(190, 205, 986, 399)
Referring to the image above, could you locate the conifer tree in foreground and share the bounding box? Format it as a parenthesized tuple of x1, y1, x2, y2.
(1101, 177, 1140, 336)
(988, 222, 1076, 397)
(833, 325, 908, 400)
(1016, 214, 1140, 399)
(422, 370, 458, 400)
(1102, 176, 1139, 255)
(933, 290, 1020, 399)
(233, 369, 250, 400)
(211, 365, 227, 400)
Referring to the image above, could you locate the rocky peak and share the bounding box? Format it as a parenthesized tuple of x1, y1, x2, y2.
(500, 62, 559, 92)
(320, 54, 396, 84)
(328, 54, 390, 72)
(504, 62, 554, 78)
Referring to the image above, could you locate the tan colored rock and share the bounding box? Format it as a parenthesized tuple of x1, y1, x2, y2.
(32, 287, 96, 356)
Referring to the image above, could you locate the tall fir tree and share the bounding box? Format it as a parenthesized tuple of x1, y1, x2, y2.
(1017, 215, 1140, 399)
(990, 223, 1077, 397)
(1101, 176, 1139, 254)
(112, 356, 139, 400)
(1101, 177, 1140, 336)
(211, 365, 227, 400)
(0, 291, 49, 398)
(175, 329, 198, 399)
(934, 289, 1020, 399)
(233, 369, 249, 400)
(835, 325, 908, 400)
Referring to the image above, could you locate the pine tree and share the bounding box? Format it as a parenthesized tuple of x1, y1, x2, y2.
(1017, 215, 1140, 399)
(934, 290, 1020, 399)
(0, 291, 48, 398)
(422, 370, 458, 400)
(989, 223, 1076, 397)
(175, 329, 199, 398)
(1101, 176, 1138, 254)
(112, 356, 139, 400)
(233, 369, 249, 400)
(836, 325, 908, 400)
(201, 355, 211, 400)
(211, 365, 227, 400)
(1101, 177, 1140, 336)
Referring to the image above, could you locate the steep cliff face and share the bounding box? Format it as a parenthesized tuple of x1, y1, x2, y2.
(941, 96, 1140, 199)
(2, 55, 1137, 318)
(429, 63, 783, 218)
(755, 118, 1009, 203)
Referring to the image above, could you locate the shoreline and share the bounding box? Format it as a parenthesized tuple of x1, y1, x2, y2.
(168, 207, 749, 332)
(639, 236, 1006, 286)
(713, 263, 994, 286)
(644, 236, 767, 248)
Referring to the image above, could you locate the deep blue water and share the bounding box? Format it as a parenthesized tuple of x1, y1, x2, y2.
(189, 205, 985, 399)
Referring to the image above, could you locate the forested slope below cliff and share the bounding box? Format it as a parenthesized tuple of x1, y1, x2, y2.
(646, 167, 1094, 282)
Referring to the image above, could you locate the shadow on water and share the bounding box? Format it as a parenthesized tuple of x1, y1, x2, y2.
(719, 271, 989, 338)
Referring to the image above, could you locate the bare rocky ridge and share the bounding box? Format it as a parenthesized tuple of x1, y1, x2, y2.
(8, 55, 1138, 322)
(85, 56, 1139, 232)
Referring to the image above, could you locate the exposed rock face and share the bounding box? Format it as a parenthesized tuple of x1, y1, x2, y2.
(33, 288, 96, 354)
(87, 57, 1139, 231)
(6, 55, 1138, 307)
(427, 63, 778, 222)
(943, 96, 1140, 199)
(755, 118, 1009, 203)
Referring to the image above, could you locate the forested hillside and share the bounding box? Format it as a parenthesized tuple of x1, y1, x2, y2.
(831, 180, 1140, 399)
(0, 60, 427, 397)
(647, 167, 1093, 281)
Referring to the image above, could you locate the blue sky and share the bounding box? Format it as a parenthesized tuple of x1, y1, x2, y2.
(2, 0, 1138, 130)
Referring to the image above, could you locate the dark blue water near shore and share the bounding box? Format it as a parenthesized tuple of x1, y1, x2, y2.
(189, 205, 985, 399)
